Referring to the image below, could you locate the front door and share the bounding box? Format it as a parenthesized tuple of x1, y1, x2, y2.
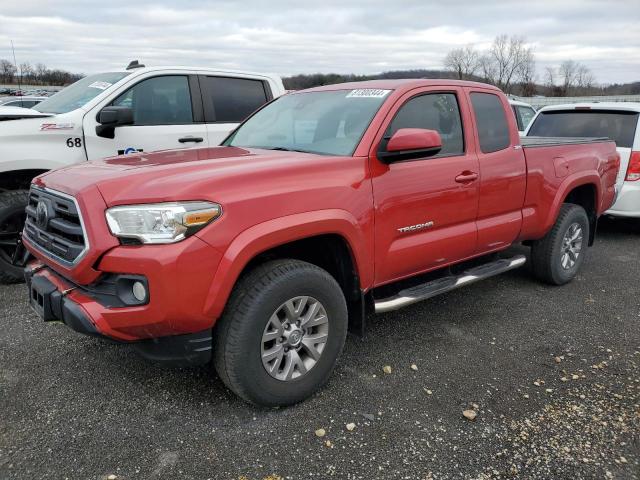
(84, 75, 209, 160)
(370, 88, 480, 285)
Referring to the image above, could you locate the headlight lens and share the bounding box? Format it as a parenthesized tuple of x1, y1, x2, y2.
(105, 201, 222, 244)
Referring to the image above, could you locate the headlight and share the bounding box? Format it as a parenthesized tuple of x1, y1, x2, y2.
(105, 201, 222, 244)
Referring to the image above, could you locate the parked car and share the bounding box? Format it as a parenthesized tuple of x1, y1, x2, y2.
(0, 96, 47, 109)
(0, 61, 285, 283)
(509, 99, 536, 133)
(526, 102, 640, 219)
(23, 79, 619, 406)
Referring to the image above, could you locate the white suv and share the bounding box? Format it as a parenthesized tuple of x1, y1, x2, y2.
(526, 102, 640, 219)
(0, 61, 284, 283)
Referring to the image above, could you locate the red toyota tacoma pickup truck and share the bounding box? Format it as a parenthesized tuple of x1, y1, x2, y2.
(23, 80, 619, 406)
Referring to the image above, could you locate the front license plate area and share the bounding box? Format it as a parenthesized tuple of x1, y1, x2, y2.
(29, 275, 59, 322)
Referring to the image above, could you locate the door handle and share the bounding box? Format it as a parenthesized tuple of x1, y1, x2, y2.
(178, 136, 204, 143)
(455, 171, 478, 183)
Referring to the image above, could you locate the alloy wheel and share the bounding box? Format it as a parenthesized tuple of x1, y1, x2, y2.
(261, 296, 329, 381)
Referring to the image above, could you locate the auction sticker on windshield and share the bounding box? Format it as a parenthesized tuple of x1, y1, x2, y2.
(88, 81, 113, 90)
(346, 89, 391, 98)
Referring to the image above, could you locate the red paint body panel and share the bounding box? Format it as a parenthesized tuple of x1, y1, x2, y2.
(24, 79, 619, 342)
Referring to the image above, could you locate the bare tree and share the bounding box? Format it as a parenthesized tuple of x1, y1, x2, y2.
(19, 62, 33, 83)
(559, 60, 580, 94)
(0, 59, 16, 83)
(517, 48, 537, 96)
(556, 60, 597, 94)
(478, 35, 535, 94)
(35, 63, 48, 84)
(576, 64, 596, 89)
(544, 66, 556, 88)
(443, 45, 480, 80)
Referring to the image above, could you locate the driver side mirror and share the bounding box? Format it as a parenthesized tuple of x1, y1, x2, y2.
(96, 106, 134, 139)
(379, 128, 443, 163)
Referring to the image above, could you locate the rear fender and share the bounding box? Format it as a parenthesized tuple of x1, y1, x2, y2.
(201, 209, 373, 320)
(540, 173, 601, 237)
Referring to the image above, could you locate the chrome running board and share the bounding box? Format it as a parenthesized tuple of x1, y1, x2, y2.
(374, 255, 527, 313)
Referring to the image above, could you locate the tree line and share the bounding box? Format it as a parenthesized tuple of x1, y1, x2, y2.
(2, 47, 637, 97)
(0, 60, 83, 86)
(443, 35, 604, 97)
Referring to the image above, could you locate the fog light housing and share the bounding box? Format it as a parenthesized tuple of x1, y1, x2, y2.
(132, 281, 147, 302)
(114, 275, 149, 306)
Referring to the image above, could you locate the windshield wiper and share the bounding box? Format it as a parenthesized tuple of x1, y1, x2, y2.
(264, 147, 315, 154)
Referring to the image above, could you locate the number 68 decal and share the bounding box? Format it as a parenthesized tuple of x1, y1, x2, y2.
(66, 137, 82, 148)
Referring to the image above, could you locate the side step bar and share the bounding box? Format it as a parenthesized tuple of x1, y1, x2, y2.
(374, 255, 527, 313)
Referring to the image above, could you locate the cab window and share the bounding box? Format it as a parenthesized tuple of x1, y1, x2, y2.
(386, 93, 464, 157)
(471, 93, 511, 153)
(112, 75, 193, 125)
(200, 76, 270, 123)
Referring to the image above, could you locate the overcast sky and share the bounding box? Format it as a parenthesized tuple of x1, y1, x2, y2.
(0, 0, 638, 84)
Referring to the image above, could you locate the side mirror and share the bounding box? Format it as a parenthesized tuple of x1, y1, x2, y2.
(379, 128, 443, 163)
(96, 106, 134, 139)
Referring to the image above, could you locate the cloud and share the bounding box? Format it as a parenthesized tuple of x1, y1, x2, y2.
(0, 0, 637, 84)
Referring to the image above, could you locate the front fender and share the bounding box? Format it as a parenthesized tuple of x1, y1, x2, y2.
(200, 209, 373, 320)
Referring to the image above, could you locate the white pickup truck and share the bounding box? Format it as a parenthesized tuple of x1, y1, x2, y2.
(0, 61, 284, 282)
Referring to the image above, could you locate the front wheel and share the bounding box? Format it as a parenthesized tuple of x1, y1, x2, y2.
(0, 190, 30, 284)
(530, 203, 590, 285)
(213, 259, 348, 406)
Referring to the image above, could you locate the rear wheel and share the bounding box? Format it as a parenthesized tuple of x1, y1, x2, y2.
(530, 203, 589, 285)
(0, 190, 30, 284)
(213, 259, 348, 406)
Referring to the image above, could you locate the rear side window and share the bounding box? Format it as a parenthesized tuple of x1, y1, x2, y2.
(386, 93, 464, 156)
(528, 110, 639, 148)
(112, 75, 193, 125)
(201, 76, 269, 123)
(471, 93, 511, 153)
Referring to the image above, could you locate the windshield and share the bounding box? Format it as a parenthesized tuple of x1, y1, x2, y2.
(528, 110, 639, 148)
(34, 72, 131, 114)
(225, 89, 392, 156)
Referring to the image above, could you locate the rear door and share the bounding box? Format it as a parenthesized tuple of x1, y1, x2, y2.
(370, 87, 480, 284)
(527, 109, 640, 192)
(84, 75, 208, 159)
(199, 75, 273, 145)
(468, 90, 526, 253)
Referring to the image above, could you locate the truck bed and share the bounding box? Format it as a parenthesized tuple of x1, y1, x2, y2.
(521, 136, 610, 148)
(519, 136, 619, 241)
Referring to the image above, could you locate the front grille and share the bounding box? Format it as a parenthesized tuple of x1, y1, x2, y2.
(24, 186, 87, 265)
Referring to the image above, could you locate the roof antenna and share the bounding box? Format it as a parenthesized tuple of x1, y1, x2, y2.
(10, 40, 24, 107)
(126, 60, 145, 70)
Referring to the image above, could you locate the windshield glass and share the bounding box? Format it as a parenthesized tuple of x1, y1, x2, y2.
(225, 89, 392, 156)
(528, 110, 639, 148)
(34, 72, 131, 114)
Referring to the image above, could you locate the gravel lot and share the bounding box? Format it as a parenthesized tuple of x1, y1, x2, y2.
(1, 218, 639, 480)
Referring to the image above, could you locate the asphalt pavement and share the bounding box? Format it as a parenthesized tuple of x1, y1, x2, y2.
(1, 218, 639, 480)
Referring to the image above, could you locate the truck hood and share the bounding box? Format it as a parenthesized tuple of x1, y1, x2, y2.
(0, 105, 53, 121)
(35, 146, 334, 206)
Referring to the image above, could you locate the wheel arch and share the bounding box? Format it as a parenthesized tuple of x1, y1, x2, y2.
(0, 169, 48, 191)
(541, 174, 601, 245)
(562, 183, 598, 245)
(203, 209, 373, 334)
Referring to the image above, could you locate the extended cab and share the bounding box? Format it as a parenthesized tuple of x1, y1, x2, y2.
(23, 80, 619, 406)
(0, 62, 284, 282)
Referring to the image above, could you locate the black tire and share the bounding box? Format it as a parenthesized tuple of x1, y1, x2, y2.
(530, 203, 590, 285)
(0, 190, 30, 284)
(213, 259, 348, 406)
